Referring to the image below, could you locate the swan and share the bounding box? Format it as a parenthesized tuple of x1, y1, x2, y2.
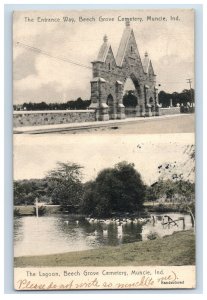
(103, 229, 108, 236)
(117, 224, 123, 238)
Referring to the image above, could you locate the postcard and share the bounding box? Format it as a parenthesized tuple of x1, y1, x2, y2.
(13, 9, 195, 290)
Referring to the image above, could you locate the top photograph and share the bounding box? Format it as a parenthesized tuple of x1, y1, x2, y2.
(13, 9, 195, 135)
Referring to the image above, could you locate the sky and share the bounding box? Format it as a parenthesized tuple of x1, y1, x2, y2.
(13, 9, 194, 104)
(13, 133, 195, 185)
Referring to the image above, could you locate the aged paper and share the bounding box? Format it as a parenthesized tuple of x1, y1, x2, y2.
(13, 9, 195, 290)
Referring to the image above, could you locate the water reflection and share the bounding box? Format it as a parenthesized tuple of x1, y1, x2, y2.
(14, 212, 193, 257)
(141, 213, 192, 240)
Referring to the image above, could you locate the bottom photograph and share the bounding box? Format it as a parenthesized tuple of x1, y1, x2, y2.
(13, 133, 195, 290)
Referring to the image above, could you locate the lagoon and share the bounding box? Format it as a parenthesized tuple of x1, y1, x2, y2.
(14, 212, 193, 257)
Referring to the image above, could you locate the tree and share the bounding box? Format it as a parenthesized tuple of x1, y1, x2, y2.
(123, 91, 138, 107)
(147, 179, 178, 204)
(46, 162, 83, 210)
(13, 178, 51, 205)
(156, 145, 195, 230)
(81, 161, 146, 217)
(81, 181, 98, 214)
(158, 89, 195, 107)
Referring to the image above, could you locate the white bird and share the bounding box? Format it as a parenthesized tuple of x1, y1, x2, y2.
(133, 218, 138, 224)
(117, 224, 123, 238)
(103, 229, 108, 236)
(105, 219, 111, 225)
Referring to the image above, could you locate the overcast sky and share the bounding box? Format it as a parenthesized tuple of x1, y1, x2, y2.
(13, 9, 194, 104)
(13, 133, 194, 185)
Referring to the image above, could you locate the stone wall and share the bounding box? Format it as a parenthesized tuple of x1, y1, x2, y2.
(125, 107, 137, 118)
(13, 110, 96, 127)
(160, 107, 181, 115)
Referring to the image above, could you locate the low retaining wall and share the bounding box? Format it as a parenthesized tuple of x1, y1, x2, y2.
(13, 107, 184, 127)
(180, 106, 195, 113)
(13, 110, 96, 127)
(125, 107, 137, 118)
(160, 107, 181, 115)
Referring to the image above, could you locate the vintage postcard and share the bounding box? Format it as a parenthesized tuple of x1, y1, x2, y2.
(13, 9, 195, 290)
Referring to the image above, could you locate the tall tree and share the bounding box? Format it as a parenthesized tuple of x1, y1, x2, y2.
(81, 162, 146, 217)
(46, 162, 83, 209)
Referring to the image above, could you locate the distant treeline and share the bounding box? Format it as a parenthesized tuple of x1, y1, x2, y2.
(159, 89, 194, 108)
(14, 89, 194, 111)
(14, 98, 91, 111)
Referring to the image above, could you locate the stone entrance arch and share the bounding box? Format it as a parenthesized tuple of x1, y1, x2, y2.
(89, 21, 160, 120)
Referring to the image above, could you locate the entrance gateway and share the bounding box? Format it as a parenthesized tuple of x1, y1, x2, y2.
(89, 20, 160, 121)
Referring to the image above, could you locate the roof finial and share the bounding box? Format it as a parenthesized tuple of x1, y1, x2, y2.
(103, 35, 108, 42)
(125, 19, 130, 27)
(145, 51, 148, 57)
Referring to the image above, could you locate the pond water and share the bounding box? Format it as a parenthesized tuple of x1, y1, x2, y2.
(14, 213, 193, 257)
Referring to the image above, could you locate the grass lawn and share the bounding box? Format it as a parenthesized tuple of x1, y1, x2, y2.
(14, 230, 195, 267)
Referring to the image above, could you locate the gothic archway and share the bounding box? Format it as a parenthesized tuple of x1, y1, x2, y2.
(89, 21, 158, 120)
(129, 73, 142, 99)
(123, 75, 140, 117)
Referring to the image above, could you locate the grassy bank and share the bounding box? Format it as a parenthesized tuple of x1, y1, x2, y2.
(143, 202, 186, 213)
(14, 202, 181, 216)
(14, 230, 195, 267)
(14, 205, 60, 216)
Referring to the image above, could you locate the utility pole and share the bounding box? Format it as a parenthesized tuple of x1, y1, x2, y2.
(186, 78, 193, 106)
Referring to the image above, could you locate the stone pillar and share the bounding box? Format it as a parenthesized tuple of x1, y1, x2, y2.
(136, 85, 145, 117)
(91, 61, 102, 78)
(154, 87, 159, 105)
(154, 87, 161, 116)
(90, 80, 99, 110)
(108, 94, 117, 120)
(155, 104, 161, 116)
(116, 80, 125, 119)
(98, 78, 109, 121)
(146, 104, 152, 117)
(170, 98, 173, 107)
(144, 85, 152, 117)
(89, 77, 109, 121)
